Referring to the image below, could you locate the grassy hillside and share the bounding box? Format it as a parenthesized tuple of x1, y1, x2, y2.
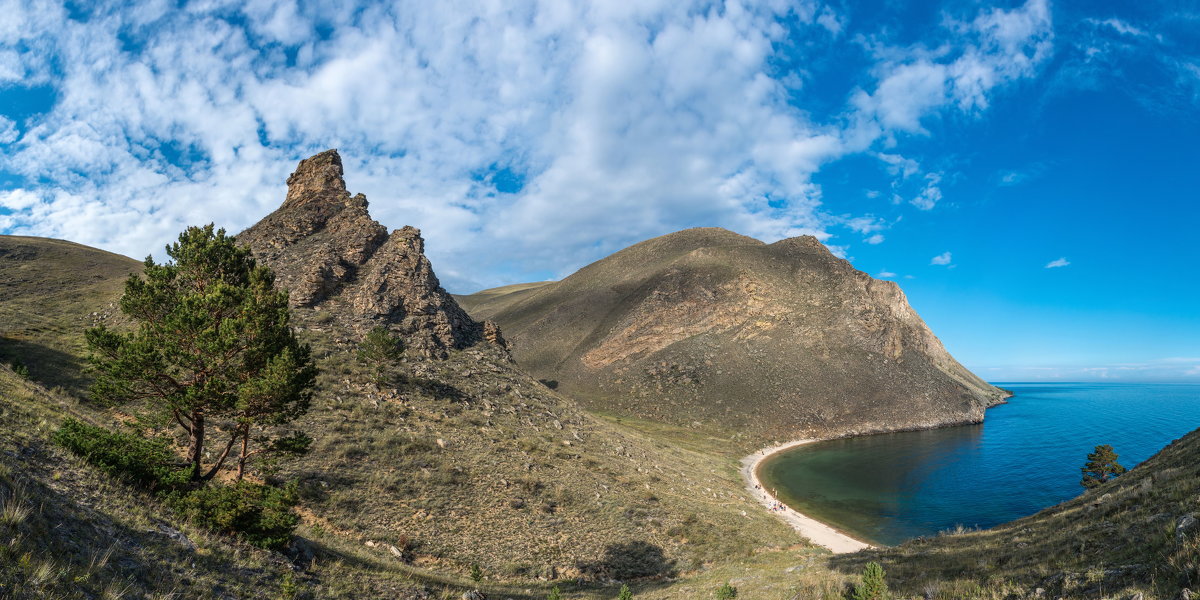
(0, 236, 140, 391)
(0, 364, 314, 599)
(0, 234, 800, 589)
(459, 228, 1007, 445)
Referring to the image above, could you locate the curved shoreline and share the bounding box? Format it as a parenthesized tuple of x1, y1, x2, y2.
(740, 439, 875, 554)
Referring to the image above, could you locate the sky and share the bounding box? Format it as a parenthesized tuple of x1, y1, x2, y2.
(1, 0, 1197, 382)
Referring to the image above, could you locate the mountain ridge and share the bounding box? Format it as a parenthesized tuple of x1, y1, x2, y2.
(458, 226, 1008, 442)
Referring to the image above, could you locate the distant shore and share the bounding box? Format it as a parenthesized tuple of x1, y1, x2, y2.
(740, 439, 874, 554)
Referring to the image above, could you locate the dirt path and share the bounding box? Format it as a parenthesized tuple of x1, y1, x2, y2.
(741, 439, 874, 554)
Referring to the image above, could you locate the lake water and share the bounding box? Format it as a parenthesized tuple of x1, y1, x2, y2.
(758, 382, 1200, 546)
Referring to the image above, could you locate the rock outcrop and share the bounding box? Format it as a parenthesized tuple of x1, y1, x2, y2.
(239, 149, 490, 358)
(458, 227, 1010, 440)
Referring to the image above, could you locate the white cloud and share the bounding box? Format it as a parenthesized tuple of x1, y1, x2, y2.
(845, 215, 885, 234)
(865, 233, 885, 245)
(931, 251, 953, 265)
(1095, 18, 1149, 39)
(854, 0, 1052, 133)
(910, 172, 943, 210)
(999, 171, 1025, 186)
(876, 270, 897, 278)
(1045, 257, 1070, 268)
(0, 116, 16, 144)
(0, 189, 40, 211)
(993, 358, 1200, 381)
(0, 0, 1056, 291)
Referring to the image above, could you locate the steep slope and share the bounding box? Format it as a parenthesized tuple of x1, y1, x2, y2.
(458, 228, 1008, 442)
(0, 365, 320, 599)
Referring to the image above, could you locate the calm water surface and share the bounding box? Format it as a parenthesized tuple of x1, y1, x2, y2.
(758, 383, 1200, 546)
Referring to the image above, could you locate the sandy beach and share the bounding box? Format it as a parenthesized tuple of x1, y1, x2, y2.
(741, 439, 874, 554)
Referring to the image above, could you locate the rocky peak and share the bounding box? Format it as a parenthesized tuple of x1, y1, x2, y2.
(283, 149, 349, 210)
(238, 150, 501, 358)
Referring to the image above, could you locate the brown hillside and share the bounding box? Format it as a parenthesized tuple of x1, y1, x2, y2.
(0, 151, 799, 587)
(458, 228, 1008, 442)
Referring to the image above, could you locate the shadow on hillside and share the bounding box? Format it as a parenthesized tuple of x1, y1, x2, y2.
(405, 376, 468, 402)
(0, 336, 90, 396)
(577, 540, 677, 580)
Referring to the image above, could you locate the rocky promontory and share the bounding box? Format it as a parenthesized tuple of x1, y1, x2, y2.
(238, 150, 494, 358)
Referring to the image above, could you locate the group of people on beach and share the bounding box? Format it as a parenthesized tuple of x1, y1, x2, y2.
(753, 483, 788, 512)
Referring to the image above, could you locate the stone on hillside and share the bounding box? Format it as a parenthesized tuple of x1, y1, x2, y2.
(1176, 514, 1197, 541)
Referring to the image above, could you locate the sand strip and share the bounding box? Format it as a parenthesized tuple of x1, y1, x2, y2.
(741, 439, 874, 554)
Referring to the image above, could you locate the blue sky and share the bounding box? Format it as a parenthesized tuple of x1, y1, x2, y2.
(0, 0, 1197, 381)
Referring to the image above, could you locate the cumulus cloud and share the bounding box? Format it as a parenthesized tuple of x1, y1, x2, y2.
(0, 0, 1057, 291)
(875, 270, 897, 278)
(853, 0, 1052, 133)
(931, 251, 953, 265)
(864, 233, 885, 245)
(1045, 257, 1070, 268)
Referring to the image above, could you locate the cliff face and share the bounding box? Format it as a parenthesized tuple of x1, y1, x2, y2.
(458, 227, 1008, 440)
(238, 150, 490, 358)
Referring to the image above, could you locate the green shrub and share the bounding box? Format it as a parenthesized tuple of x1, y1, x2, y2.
(9, 359, 30, 380)
(357, 326, 405, 363)
(715, 582, 737, 599)
(850, 561, 888, 600)
(167, 481, 299, 549)
(52, 419, 188, 490)
(617, 583, 633, 600)
(547, 585, 562, 600)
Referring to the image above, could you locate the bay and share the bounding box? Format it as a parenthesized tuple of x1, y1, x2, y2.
(757, 382, 1200, 546)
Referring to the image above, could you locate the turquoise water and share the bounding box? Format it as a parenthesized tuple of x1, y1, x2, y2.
(758, 383, 1200, 546)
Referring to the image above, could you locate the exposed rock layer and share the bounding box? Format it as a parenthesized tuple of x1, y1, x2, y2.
(238, 150, 488, 358)
(458, 227, 1009, 440)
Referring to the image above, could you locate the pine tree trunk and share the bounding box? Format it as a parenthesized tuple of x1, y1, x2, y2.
(189, 411, 205, 481)
(236, 431, 249, 481)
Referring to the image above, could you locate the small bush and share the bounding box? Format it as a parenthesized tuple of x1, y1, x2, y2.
(167, 481, 299, 549)
(9, 359, 30, 380)
(617, 583, 633, 600)
(52, 419, 188, 490)
(715, 582, 737, 599)
(547, 585, 562, 600)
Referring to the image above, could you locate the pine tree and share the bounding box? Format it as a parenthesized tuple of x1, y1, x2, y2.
(1081, 444, 1126, 488)
(715, 582, 738, 600)
(86, 224, 316, 482)
(851, 561, 888, 600)
(547, 585, 562, 600)
(617, 584, 633, 600)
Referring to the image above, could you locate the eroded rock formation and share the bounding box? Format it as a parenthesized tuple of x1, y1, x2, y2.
(239, 149, 494, 358)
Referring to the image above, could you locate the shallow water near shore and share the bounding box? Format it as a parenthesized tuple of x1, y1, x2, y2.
(758, 382, 1200, 546)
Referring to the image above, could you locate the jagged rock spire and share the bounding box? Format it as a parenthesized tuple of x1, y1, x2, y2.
(282, 149, 349, 210)
(238, 149, 500, 358)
